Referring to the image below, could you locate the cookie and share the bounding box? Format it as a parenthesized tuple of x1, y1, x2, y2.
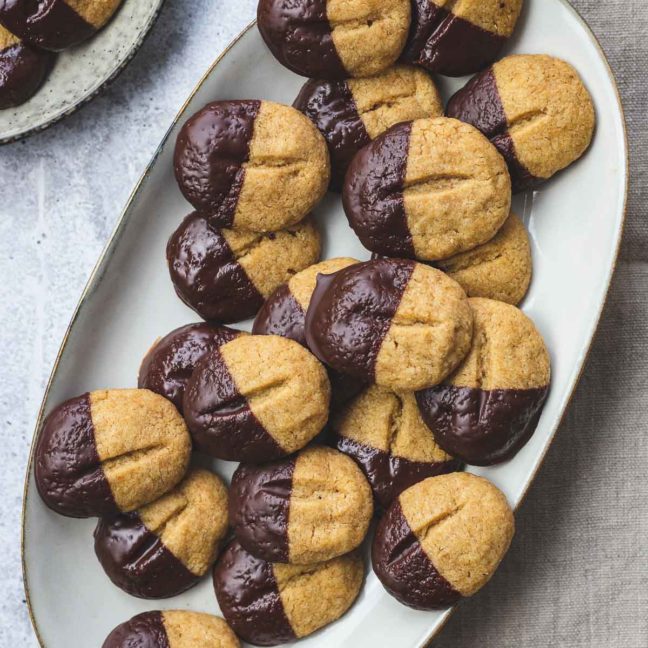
(401, 0, 523, 77)
(229, 446, 373, 564)
(416, 298, 550, 465)
(294, 65, 442, 190)
(305, 258, 473, 391)
(183, 335, 330, 463)
(332, 386, 462, 507)
(167, 213, 320, 323)
(257, 0, 411, 80)
(102, 610, 239, 648)
(94, 468, 229, 599)
(436, 212, 532, 305)
(174, 100, 329, 232)
(138, 323, 243, 414)
(446, 54, 596, 193)
(343, 117, 511, 260)
(34, 389, 191, 518)
(0, 0, 123, 51)
(0, 25, 55, 108)
(214, 541, 363, 646)
(372, 472, 514, 609)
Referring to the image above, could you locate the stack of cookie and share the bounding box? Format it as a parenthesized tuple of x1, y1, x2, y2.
(33, 0, 599, 646)
(0, 0, 126, 108)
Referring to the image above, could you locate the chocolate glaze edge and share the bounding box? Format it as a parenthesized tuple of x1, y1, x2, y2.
(252, 284, 307, 345)
(0, 41, 55, 109)
(94, 512, 200, 599)
(102, 610, 169, 648)
(416, 384, 550, 466)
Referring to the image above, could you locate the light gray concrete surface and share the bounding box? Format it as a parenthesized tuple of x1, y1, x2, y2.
(1, 1, 646, 646)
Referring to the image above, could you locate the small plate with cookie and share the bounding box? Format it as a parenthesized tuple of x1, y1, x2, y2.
(22, 0, 627, 646)
(0, 0, 165, 143)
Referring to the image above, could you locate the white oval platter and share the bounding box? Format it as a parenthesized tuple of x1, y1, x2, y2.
(22, 0, 627, 646)
(0, 0, 164, 144)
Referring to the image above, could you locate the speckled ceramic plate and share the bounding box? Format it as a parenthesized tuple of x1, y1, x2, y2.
(22, 1, 627, 646)
(0, 0, 164, 144)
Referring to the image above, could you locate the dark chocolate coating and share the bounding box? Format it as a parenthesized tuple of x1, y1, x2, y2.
(401, 0, 506, 77)
(214, 541, 296, 646)
(304, 259, 414, 381)
(0, 40, 55, 108)
(34, 394, 117, 518)
(183, 347, 286, 462)
(102, 611, 169, 648)
(94, 512, 199, 599)
(446, 68, 541, 193)
(166, 212, 264, 323)
(335, 435, 462, 509)
(229, 459, 294, 563)
(293, 77, 370, 191)
(0, 0, 95, 51)
(342, 121, 415, 258)
(416, 385, 549, 466)
(138, 322, 240, 414)
(252, 284, 305, 344)
(173, 100, 260, 223)
(372, 500, 461, 610)
(257, 0, 347, 80)
(252, 282, 365, 410)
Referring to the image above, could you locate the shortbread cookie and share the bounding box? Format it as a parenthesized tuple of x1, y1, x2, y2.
(102, 611, 239, 648)
(447, 54, 595, 192)
(34, 389, 191, 518)
(257, 0, 411, 79)
(416, 298, 550, 465)
(333, 386, 462, 507)
(138, 323, 243, 413)
(174, 100, 329, 231)
(183, 335, 330, 463)
(94, 469, 228, 598)
(167, 213, 320, 323)
(343, 117, 511, 260)
(402, 0, 523, 77)
(436, 212, 532, 304)
(229, 446, 373, 564)
(0, 0, 124, 51)
(372, 472, 514, 609)
(305, 258, 473, 391)
(214, 541, 363, 646)
(294, 65, 442, 189)
(0, 25, 55, 108)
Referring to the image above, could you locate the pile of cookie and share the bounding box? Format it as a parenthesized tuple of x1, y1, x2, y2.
(0, 0, 125, 109)
(34, 0, 597, 646)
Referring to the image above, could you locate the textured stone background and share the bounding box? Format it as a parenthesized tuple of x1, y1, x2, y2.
(0, 0, 646, 646)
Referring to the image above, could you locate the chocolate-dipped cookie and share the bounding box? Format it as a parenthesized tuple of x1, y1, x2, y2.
(332, 386, 462, 507)
(35, 389, 191, 518)
(167, 213, 320, 323)
(174, 100, 329, 232)
(94, 468, 229, 599)
(183, 335, 330, 463)
(372, 472, 514, 610)
(343, 116, 511, 261)
(401, 0, 523, 77)
(0, 25, 54, 108)
(416, 298, 550, 465)
(294, 65, 442, 190)
(230, 446, 373, 564)
(253, 257, 363, 409)
(446, 54, 596, 193)
(0, 0, 124, 51)
(214, 541, 363, 646)
(305, 258, 473, 391)
(138, 323, 243, 414)
(257, 0, 411, 80)
(436, 212, 532, 305)
(102, 610, 239, 648)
